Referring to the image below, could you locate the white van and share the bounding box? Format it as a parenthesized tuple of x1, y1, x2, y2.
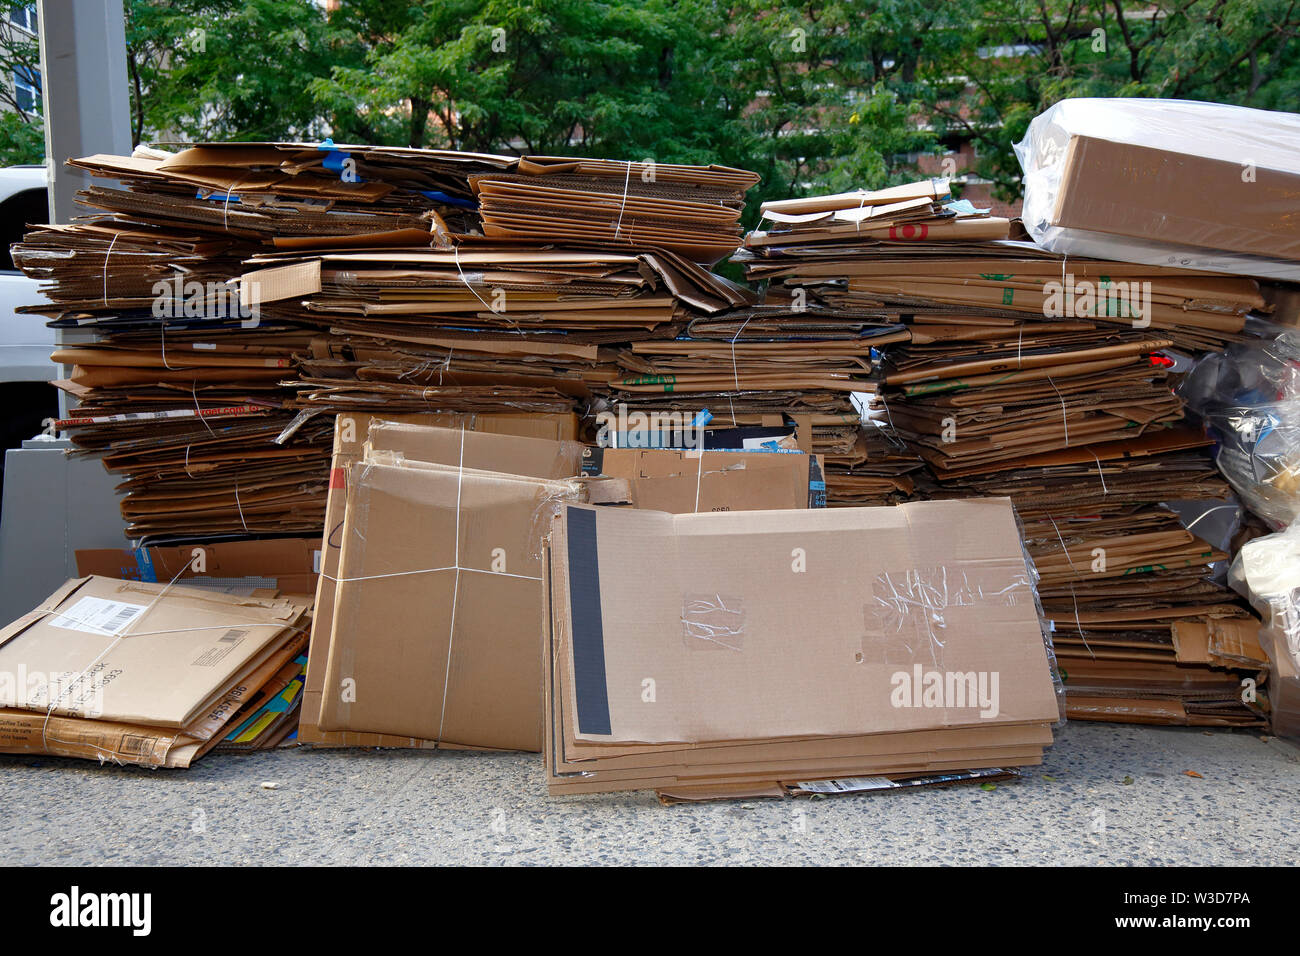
(0, 165, 57, 459)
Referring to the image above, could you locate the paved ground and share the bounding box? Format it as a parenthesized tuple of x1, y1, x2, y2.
(3, 720, 1297, 865)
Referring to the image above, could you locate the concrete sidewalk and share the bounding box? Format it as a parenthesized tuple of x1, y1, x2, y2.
(3, 721, 1297, 866)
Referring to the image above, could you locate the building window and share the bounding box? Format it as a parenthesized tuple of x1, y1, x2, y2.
(9, 4, 37, 33)
(13, 65, 39, 113)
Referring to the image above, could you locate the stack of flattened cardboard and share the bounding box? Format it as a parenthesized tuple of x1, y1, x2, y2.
(299, 410, 582, 748)
(470, 157, 760, 262)
(68, 143, 516, 233)
(75, 536, 323, 599)
(877, 345, 1266, 726)
(303, 417, 821, 752)
(739, 180, 1267, 353)
(11, 144, 520, 541)
(0, 576, 310, 766)
(743, 181, 1272, 727)
(605, 303, 906, 483)
(879, 329, 1183, 478)
(544, 497, 1062, 799)
(916, 438, 1265, 721)
(237, 241, 750, 420)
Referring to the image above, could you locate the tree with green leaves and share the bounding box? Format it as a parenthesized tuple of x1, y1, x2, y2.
(124, 0, 334, 144)
(0, 14, 44, 165)
(4, 0, 1298, 210)
(932, 0, 1300, 201)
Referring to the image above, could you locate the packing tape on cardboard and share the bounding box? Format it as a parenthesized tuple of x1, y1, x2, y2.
(680, 593, 745, 651)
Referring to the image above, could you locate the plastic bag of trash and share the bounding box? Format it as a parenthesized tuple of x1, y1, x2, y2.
(1179, 330, 1300, 530)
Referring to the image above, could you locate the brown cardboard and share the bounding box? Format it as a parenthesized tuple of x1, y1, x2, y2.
(579, 446, 820, 512)
(543, 498, 1060, 794)
(317, 459, 589, 750)
(0, 576, 309, 729)
(553, 498, 1058, 745)
(76, 537, 321, 597)
(1052, 134, 1300, 261)
(304, 419, 817, 751)
(0, 628, 306, 766)
(299, 410, 580, 748)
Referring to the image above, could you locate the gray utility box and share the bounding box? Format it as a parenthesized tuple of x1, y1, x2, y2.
(0, 437, 125, 623)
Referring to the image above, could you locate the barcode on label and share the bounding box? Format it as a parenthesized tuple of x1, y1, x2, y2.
(119, 734, 156, 755)
(193, 629, 247, 667)
(106, 606, 138, 631)
(48, 596, 149, 638)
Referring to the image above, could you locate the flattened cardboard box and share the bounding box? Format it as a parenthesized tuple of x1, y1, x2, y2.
(553, 499, 1059, 745)
(0, 576, 309, 728)
(0, 628, 307, 766)
(317, 459, 591, 750)
(1053, 134, 1300, 262)
(580, 446, 824, 511)
(543, 498, 1061, 794)
(300, 411, 580, 748)
(77, 537, 322, 598)
(305, 418, 819, 750)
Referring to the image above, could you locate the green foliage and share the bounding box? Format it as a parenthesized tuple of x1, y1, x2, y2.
(0, 16, 43, 163)
(939, 0, 1300, 200)
(124, 0, 333, 144)
(0, 110, 43, 166)
(5, 0, 1299, 206)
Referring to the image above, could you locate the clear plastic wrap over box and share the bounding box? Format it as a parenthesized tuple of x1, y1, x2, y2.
(1015, 97, 1300, 280)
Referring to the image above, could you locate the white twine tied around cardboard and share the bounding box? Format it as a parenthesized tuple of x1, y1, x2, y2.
(876, 387, 899, 435)
(233, 477, 249, 533)
(452, 244, 499, 314)
(100, 233, 120, 308)
(316, 424, 554, 747)
(1184, 503, 1238, 533)
(160, 319, 176, 370)
(693, 431, 707, 514)
(221, 174, 251, 231)
(37, 566, 310, 763)
(435, 423, 469, 745)
(1089, 450, 1109, 495)
(183, 382, 218, 480)
(726, 311, 757, 427)
(1043, 511, 1091, 658)
(612, 160, 633, 242)
(1046, 375, 1070, 447)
